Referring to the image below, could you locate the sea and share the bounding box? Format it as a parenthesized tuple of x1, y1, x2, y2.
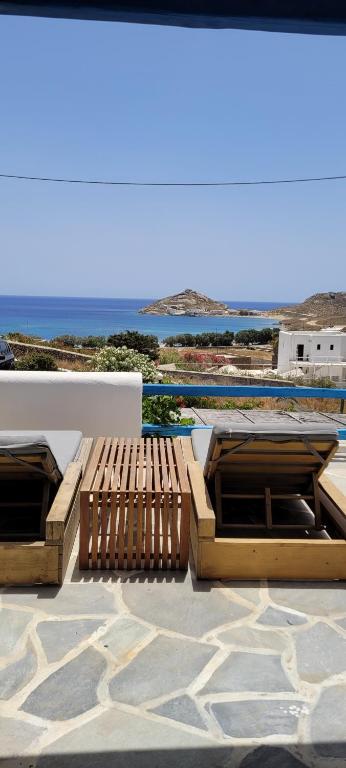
(0, 295, 286, 342)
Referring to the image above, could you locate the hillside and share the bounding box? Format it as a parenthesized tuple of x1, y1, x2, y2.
(269, 291, 346, 330)
(140, 289, 255, 316)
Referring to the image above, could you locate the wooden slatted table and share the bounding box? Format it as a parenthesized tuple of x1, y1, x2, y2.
(79, 437, 191, 571)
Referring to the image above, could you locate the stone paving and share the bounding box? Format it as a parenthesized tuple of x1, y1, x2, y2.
(1, 443, 346, 767)
(1, 558, 346, 768)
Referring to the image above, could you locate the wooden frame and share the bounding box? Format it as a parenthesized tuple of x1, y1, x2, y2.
(180, 438, 346, 581)
(206, 434, 338, 533)
(79, 437, 191, 571)
(0, 438, 92, 586)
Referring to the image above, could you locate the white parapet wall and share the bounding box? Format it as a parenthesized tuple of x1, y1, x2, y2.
(0, 371, 143, 437)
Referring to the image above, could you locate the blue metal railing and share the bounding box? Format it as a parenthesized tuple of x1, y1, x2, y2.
(142, 383, 346, 437)
(143, 384, 346, 399)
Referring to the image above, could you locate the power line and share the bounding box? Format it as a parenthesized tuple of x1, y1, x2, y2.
(1, 171, 346, 187)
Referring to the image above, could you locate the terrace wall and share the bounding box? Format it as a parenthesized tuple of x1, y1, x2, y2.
(159, 367, 293, 387)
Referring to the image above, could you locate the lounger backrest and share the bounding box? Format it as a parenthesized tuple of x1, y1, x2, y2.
(0, 371, 142, 437)
(0, 435, 62, 484)
(204, 424, 338, 492)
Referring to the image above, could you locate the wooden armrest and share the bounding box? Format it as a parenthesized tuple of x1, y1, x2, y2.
(187, 461, 215, 539)
(46, 461, 82, 543)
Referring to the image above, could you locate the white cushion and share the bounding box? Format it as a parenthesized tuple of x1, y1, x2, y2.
(0, 430, 82, 476)
(0, 371, 142, 438)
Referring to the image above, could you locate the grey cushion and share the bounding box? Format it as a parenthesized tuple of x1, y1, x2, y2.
(0, 430, 82, 476)
(191, 428, 214, 474)
(191, 423, 338, 475)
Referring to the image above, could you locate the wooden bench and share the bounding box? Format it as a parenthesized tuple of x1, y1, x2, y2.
(79, 437, 191, 571)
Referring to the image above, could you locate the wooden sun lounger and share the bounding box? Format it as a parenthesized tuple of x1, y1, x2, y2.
(183, 428, 346, 580)
(193, 425, 338, 532)
(0, 434, 92, 585)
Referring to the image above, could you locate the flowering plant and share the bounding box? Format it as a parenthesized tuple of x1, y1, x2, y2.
(91, 346, 159, 382)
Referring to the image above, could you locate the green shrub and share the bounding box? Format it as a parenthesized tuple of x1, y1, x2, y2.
(107, 331, 159, 360)
(91, 346, 158, 382)
(51, 334, 81, 347)
(81, 336, 106, 349)
(143, 395, 180, 424)
(6, 331, 42, 344)
(163, 331, 234, 348)
(159, 349, 182, 365)
(142, 395, 195, 425)
(16, 352, 58, 371)
(51, 334, 106, 349)
(234, 328, 275, 346)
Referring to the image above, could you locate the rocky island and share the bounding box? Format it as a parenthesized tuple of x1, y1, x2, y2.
(139, 289, 256, 316)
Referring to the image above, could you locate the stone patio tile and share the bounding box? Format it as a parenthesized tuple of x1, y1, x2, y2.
(36, 708, 233, 768)
(220, 582, 261, 605)
(100, 616, 151, 661)
(211, 699, 305, 738)
(122, 579, 250, 638)
(335, 617, 346, 630)
(0, 608, 32, 656)
(151, 694, 208, 731)
(269, 582, 346, 617)
(109, 635, 216, 705)
(296, 622, 346, 683)
(239, 746, 309, 767)
(0, 716, 44, 758)
(37, 619, 106, 663)
(200, 652, 294, 694)
(311, 685, 346, 758)
(2, 584, 118, 617)
(257, 606, 307, 627)
(218, 626, 287, 652)
(22, 647, 106, 720)
(0, 641, 37, 700)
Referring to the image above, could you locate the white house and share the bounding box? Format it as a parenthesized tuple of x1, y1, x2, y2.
(277, 329, 346, 383)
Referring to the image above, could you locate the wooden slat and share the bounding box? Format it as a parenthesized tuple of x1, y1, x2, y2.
(144, 438, 152, 570)
(100, 439, 113, 569)
(127, 439, 138, 570)
(179, 436, 194, 464)
(91, 491, 99, 569)
(118, 440, 131, 569)
(102, 439, 118, 569)
(110, 438, 125, 568)
(80, 437, 104, 492)
(160, 439, 169, 568)
(136, 438, 145, 569)
(153, 438, 161, 570)
(166, 439, 178, 569)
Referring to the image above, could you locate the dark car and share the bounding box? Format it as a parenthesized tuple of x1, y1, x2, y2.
(0, 340, 15, 369)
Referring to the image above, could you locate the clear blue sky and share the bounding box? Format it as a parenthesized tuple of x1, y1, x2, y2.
(0, 15, 345, 301)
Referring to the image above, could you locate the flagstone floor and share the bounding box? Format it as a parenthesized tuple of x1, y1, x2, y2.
(1, 444, 346, 768)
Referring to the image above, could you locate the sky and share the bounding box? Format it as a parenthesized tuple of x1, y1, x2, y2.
(0, 15, 345, 302)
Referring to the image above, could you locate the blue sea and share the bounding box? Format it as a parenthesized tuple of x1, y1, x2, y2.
(0, 295, 286, 341)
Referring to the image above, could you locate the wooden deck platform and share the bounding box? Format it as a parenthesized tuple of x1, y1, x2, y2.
(181, 407, 346, 428)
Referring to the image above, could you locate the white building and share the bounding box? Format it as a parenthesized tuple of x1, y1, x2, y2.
(277, 329, 346, 383)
